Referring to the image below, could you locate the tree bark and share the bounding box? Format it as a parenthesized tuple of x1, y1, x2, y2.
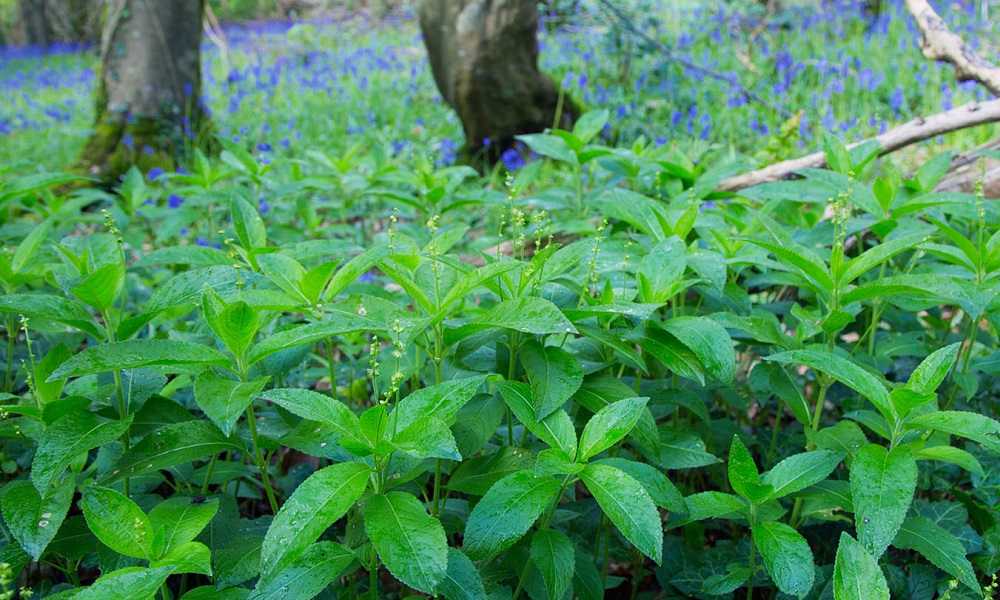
(17, 0, 52, 47)
(418, 0, 577, 161)
(76, 0, 211, 182)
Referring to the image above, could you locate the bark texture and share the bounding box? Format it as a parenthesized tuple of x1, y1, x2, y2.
(12, 0, 101, 47)
(77, 0, 211, 182)
(17, 0, 51, 46)
(418, 0, 577, 160)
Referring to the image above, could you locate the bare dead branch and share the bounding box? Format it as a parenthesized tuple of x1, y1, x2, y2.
(717, 99, 1000, 192)
(904, 0, 1000, 96)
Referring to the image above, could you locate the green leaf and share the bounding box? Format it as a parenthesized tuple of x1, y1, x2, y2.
(2, 477, 74, 560)
(151, 540, 213, 575)
(766, 350, 893, 421)
(728, 435, 768, 502)
(578, 397, 648, 462)
(463, 470, 560, 560)
(33, 343, 72, 404)
(682, 491, 747, 522)
(906, 343, 960, 395)
(534, 448, 582, 477)
(71, 263, 123, 312)
(231, 194, 267, 249)
(595, 189, 671, 241)
(850, 444, 917, 559)
(257, 253, 308, 302)
(752, 521, 815, 599)
(838, 232, 926, 286)
(593, 458, 686, 513)
(634, 326, 705, 385)
(248, 541, 354, 600)
(660, 429, 719, 469)
(0, 293, 104, 339)
(636, 237, 687, 304)
(181, 586, 250, 600)
(216, 301, 258, 359)
(580, 464, 662, 564)
(893, 516, 979, 591)
(469, 297, 576, 335)
(259, 388, 367, 451)
(260, 462, 369, 580)
(193, 372, 268, 436)
(148, 496, 219, 556)
(762, 450, 844, 501)
(659, 317, 734, 386)
(530, 529, 575, 600)
(49, 340, 229, 381)
(247, 312, 380, 365)
(823, 131, 851, 175)
(906, 410, 1000, 453)
(516, 133, 578, 165)
(366, 492, 448, 594)
(100, 421, 245, 483)
(520, 341, 583, 421)
(744, 234, 833, 298)
(31, 411, 133, 493)
(497, 381, 577, 458)
(81, 486, 153, 559)
(0, 172, 90, 205)
(392, 375, 488, 431)
(436, 548, 486, 600)
(447, 446, 536, 496)
(72, 566, 177, 600)
(914, 445, 983, 475)
(392, 416, 461, 461)
(452, 393, 505, 458)
(915, 151, 952, 192)
(214, 535, 263, 589)
(572, 109, 609, 145)
(833, 532, 889, 600)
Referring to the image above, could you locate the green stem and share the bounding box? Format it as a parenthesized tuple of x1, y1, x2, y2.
(369, 547, 379, 600)
(201, 453, 218, 496)
(113, 369, 131, 498)
(4, 314, 15, 393)
(431, 458, 442, 516)
(246, 404, 279, 514)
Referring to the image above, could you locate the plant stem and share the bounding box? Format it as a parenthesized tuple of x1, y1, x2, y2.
(113, 369, 131, 497)
(201, 453, 218, 495)
(325, 338, 339, 401)
(369, 547, 379, 600)
(246, 403, 278, 514)
(4, 315, 15, 393)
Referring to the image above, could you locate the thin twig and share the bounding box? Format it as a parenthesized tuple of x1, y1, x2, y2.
(595, 0, 792, 119)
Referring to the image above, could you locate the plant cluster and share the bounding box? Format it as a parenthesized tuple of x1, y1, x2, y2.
(1, 108, 1000, 600)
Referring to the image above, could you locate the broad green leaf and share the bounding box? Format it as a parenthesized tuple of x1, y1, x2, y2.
(753, 521, 815, 599)
(72, 566, 176, 600)
(436, 548, 486, 600)
(194, 371, 269, 436)
(366, 492, 448, 594)
(33, 343, 72, 404)
(682, 492, 748, 522)
(636, 236, 687, 304)
(516, 133, 577, 165)
(578, 397, 648, 462)
(216, 301, 258, 359)
(595, 189, 671, 241)
(906, 343, 960, 394)
(447, 446, 536, 496)
(889, 388, 936, 418)
(260, 462, 369, 580)
(231, 194, 267, 249)
(148, 496, 219, 556)
(259, 388, 366, 450)
(660, 429, 719, 469)
(850, 444, 916, 559)
(71, 263, 123, 312)
(391, 416, 461, 460)
(767, 350, 893, 420)
(463, 470, 560, 560)
(497, 381, 577, 458)
(530, 529, 575, 600)
(452, 393, 505, 458)
(833, 533, 889, 600)
(915, 151, 953, 192)
(181, 587, 251, 600)
(634, 326, 705, 385)
(214, 535, 263, 589)
(100, 421, 245, 483)
(839, 232, 926, 285)
(906, 411, 1000, 453)
(893, 516, 979, 590)
(257, 253, 308, 302)
(323, 245, 390, 301)
(750, 362, 811, 425)
(392, 375, 488, 431)
(534, 448, 582, 477)
(146, 266, 246, 313)
(580, 464, 662, 564)
(0, 293, 104, 339)
(572, 109, 609, 145)
(81, 486, 153, 559)
(762, 450, 844, 500)
(49, 340, 229, 381)
(572, 548, 604, 600)
(31, 411, 133, 492)
(469, 297, 576, 335)
(151, 540, 213, 575)
(247, 312, 380, 365)
(594, 458, 686, 513)
(520, 341, 583, 421)
(133, 245, 231, 268)
(914, 445, 983, 475)
(745, 235, 832, 298)
(0, 172, 90, 205)
(249, 541, 354, 600)
(659, 317, 734, 386)
(728, 435, 768, 502)
(2, 477, 74, 560)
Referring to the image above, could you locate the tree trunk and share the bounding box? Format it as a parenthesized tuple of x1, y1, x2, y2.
(76, 0, 212, 182)
(418, 0, 577, 162)
(17, 0, 52, 46)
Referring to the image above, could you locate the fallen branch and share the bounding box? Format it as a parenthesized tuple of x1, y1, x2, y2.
(904, 0, 1000, 96)
(717, 99, 1000, 192)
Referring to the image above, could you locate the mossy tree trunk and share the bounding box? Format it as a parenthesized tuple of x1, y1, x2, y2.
(17, 0, 52, 46)
(418, 0, 577, 162)
(77, 0, 211, 182)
